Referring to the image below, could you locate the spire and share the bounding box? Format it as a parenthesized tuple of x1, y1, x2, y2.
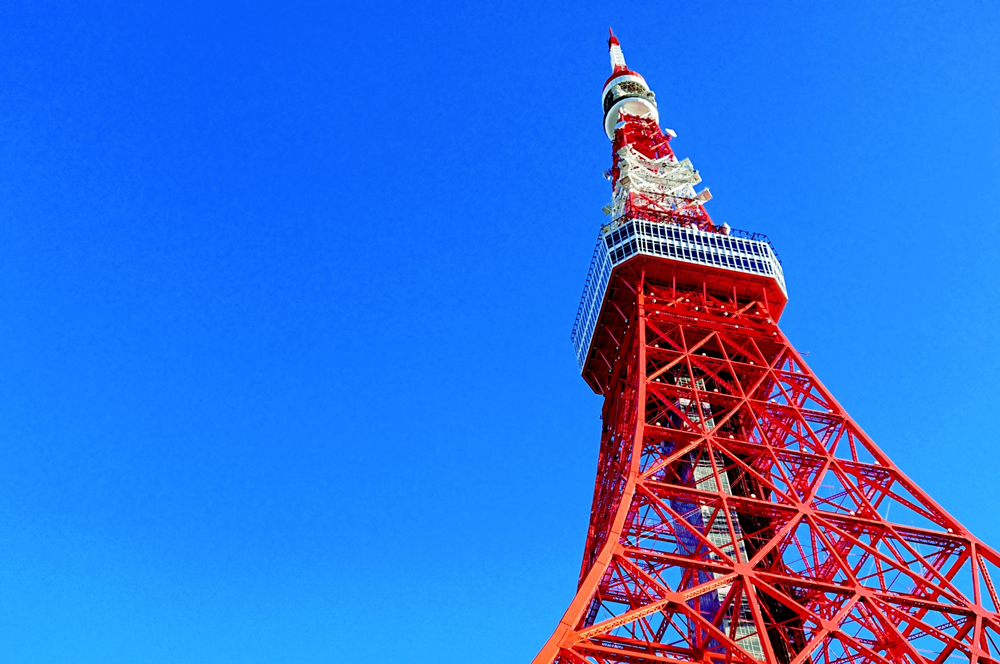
(608, 28, 628, 73)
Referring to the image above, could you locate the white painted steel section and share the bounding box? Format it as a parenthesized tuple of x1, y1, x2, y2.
(609, 42, 627, 70)
(612, 145, 703, 218)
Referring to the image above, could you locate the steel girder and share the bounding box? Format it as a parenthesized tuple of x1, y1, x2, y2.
(534, 277, 1000, 664)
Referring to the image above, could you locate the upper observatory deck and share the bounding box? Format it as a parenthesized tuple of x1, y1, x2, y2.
(571, 31, 787, 388)
(570, 219, 786, 371)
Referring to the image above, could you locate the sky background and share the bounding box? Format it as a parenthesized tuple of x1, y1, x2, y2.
(0, 1, 998, 662)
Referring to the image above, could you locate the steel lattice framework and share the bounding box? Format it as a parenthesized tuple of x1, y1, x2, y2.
(533, 31, 1000, 664)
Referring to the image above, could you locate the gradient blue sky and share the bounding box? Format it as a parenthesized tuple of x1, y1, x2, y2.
(0, 1, 998, 662)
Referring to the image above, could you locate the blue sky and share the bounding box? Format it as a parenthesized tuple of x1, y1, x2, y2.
(0, 1, 998, 662)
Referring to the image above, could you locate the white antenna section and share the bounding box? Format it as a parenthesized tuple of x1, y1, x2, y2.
(609, 42, 627, 70)
(608, 28, 628, 71)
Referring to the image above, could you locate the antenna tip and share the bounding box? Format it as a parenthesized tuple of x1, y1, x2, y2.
(608, 28, 619, 48)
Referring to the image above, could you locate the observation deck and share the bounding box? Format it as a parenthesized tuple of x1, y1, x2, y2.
(571, 218, 787, 389)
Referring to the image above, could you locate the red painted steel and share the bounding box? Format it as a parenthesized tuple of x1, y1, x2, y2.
(534, 36, 1000, 664)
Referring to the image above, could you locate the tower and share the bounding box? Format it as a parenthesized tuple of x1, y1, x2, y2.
(533, 30, 1000, 664)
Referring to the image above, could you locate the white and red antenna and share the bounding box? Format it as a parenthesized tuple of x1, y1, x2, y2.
(608, 28, 628, 72)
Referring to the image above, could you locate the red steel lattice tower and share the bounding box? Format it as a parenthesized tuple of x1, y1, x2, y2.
(533, 30, 1000, 664)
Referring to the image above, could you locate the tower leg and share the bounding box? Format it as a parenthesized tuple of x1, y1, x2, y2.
(535, 281, 1000, 664)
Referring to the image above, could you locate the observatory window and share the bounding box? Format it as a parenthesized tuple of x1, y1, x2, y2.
(619, 81, 647, 95)
(603, 81, 650, 113)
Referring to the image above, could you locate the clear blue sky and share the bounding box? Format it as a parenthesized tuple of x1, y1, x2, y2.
(0, 1, 997, 662)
